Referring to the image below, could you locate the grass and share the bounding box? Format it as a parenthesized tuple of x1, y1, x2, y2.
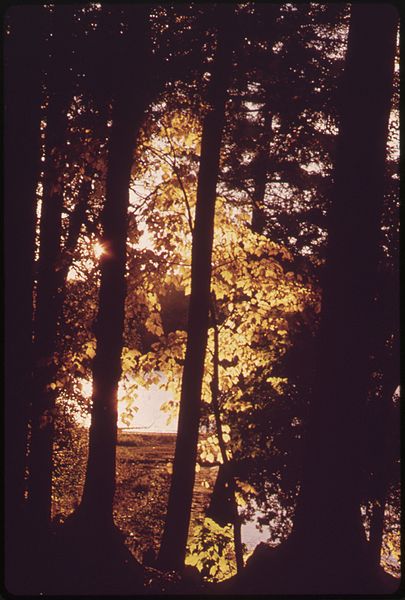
(52, 429, 218, 564)
(51, 428, 400, 579)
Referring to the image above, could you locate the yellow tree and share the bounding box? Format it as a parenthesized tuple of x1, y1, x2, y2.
(122, 104, 318, 577)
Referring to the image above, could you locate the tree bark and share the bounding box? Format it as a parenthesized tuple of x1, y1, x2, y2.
(27, 7, 75, 530)
(251, 95, 273, 235)
(288, 3, 398, 591)
(209, 295, 244, 573)
(28, 162, 94, 534)
(4, 5, 44, 590)
(368, 333, 399, 569)
(222, 4, 398, 596)
(28, 95, 70, 528)
(248, 6, 280, 235)
(157, 6, 236, 571)
(78, 7, 152, 527)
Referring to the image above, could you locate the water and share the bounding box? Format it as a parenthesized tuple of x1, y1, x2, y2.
(241, 510, 271, 551)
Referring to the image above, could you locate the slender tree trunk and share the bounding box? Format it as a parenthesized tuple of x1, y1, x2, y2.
(157, 6, 236, 571)
(368, 332, 399, 569)
(56, 175, 94, 292)
(4, 6, 44, 590)
(78, 7, 152, 527)
(369, 498, 386, 569)
(78, 99, 146, 526)
(250, 6, 279, 235)
(63, 179, 93, 268)
(251, 98, 273, 235)
(28, 158, 93, 532)
(290, 3, 398, 591)
(28, 96, 69, 528)
(27, 7, 74, 527)
(210, 295, 244, 573)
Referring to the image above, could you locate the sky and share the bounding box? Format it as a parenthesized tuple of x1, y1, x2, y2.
(76, 379, 178, 433)
(121, 384, 178, 433)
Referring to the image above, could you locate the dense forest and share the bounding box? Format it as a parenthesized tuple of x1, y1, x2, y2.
(4, 2, 400, 596)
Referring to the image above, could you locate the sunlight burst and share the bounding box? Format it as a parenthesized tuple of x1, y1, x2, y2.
(94, 241, 105, 259)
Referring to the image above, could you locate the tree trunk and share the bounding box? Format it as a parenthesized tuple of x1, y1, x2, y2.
(286, 3, 398, 591)
(28, 93, 70, 529)
(78, 101, 144, 526)
(28, 147, 94, 533)
(157, 6, 236, 571)
(209, 295, 244, 573)
(368, 333, 399, 569)
(78, 7, 152, 528)
(27, 7, 75, 530)
(222, 4, 398, 595)
(4, 5, 44, 591)
(251, 96, 273, 235)
(250, 7, 280, 235)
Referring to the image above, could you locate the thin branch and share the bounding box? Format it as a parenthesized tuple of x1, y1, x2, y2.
(162, 123, 195, 236)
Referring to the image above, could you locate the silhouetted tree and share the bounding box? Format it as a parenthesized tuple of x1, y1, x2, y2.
(28, 6, 76, 530)
(209, 295, 244, 573)
(225, 3, 398, 594)
(78, 5, 154, 528)
(157, 4, 238, 571)
(293, 5, 398, 590)
(366, 273, 399, 569)
(4, 5, 44, 591)
(222, 3, 347, 261)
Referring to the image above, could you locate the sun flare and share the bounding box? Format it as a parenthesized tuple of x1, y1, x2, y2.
(94, 241, 105, 259)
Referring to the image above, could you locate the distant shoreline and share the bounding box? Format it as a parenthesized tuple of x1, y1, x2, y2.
(118, 428, 177, 436)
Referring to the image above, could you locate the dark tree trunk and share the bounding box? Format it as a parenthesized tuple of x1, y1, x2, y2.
(27, 7, 75, 530)
(4, 6, 44, 591)
(251, 97, 273, 235)
(369, 499, 385, 569)
(53, 175, 94, 317)
(78, 100, 145, 526)
(284, 3, 398, 592)
(223, 4, 398, 595)
(207, 463, 235, 527)
(78, 7, 152, 528)
(209, 296, 244, 573)
(368, 332, 399, 569)
(60, 177, 93, 275)
(157, 6, 236, 572)
(28, 93, 70, 529)
(28, 151, 94, 534)
(250, 7, 280, 235)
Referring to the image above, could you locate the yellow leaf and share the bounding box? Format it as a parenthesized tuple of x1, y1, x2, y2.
(219, 557, 228, 573)
(186, 554, 198, 567)
(235, 491, 246, 507)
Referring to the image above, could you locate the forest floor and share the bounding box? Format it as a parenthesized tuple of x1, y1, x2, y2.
(52, 429, 400, 586)
(115, 431, 219, 563)
(53, 430, 218, 565)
